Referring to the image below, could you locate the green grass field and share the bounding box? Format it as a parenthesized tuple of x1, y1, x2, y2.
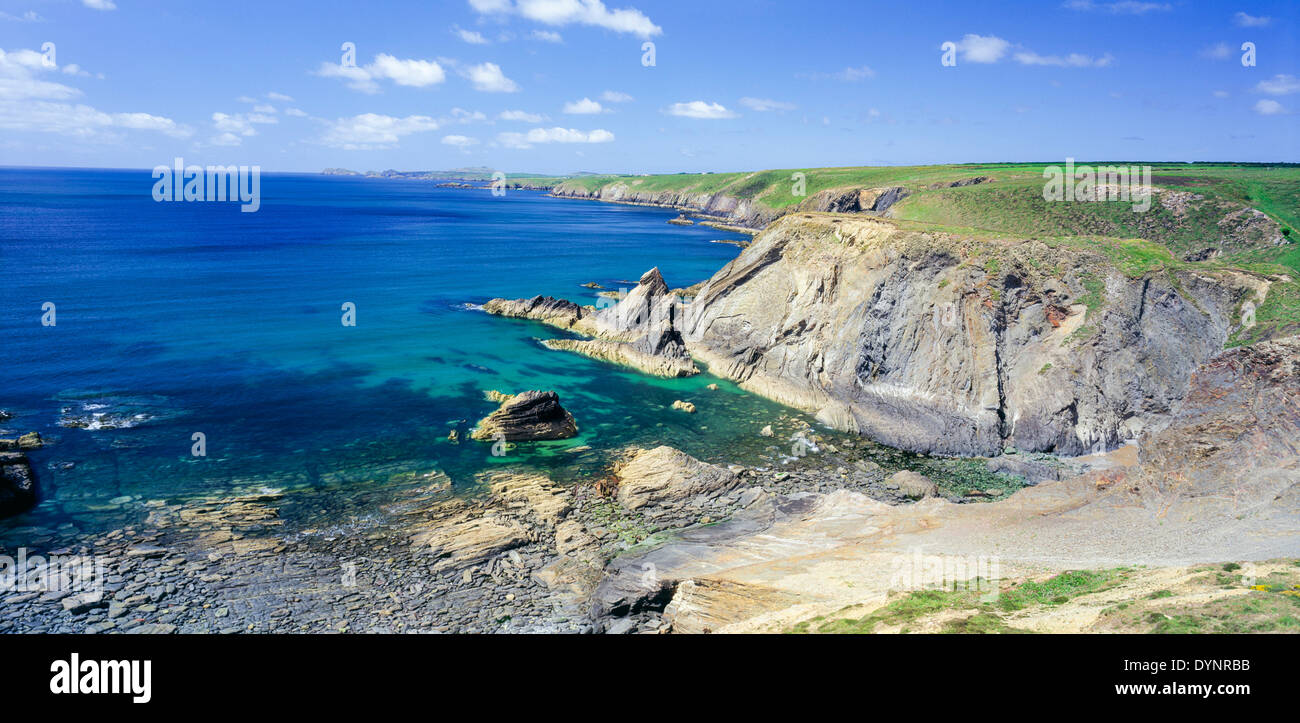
(550, 163, 1300, 345)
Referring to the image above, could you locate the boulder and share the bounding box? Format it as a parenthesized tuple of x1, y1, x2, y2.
(615, 446, 739, 511)
(470, 390, 578, 442)
(671, 400, 696, 413)
(17, 432, 42, 451)
(0, 452, 36, 519)
(886, 470, 938, 499)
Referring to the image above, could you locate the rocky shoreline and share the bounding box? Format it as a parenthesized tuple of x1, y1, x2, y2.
(485, 267, 700, 378)
(4, 337, 1293, 635)
(0, 413, 1038, 634)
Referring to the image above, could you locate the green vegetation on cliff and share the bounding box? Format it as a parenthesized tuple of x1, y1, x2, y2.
(555, 163, 1300, 345)
(787, 560, 1300, 634)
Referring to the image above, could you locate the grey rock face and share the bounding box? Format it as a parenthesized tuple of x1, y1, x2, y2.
(682, 214, 1263, 456)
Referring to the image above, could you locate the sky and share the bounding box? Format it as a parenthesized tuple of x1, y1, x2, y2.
(0, 0, 1297, 174)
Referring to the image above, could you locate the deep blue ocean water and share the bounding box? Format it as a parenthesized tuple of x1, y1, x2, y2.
(0, 168, 818, 541)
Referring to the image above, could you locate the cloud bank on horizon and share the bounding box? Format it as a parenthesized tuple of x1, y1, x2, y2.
(0, 0, 1295, 173)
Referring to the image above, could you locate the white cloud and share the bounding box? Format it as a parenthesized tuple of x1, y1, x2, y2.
(1213, 90, 1230, 98)
(666, 100, 737, 119)
(948, 35, 1113, 68)
(316, 54, 447, 93)
(563, 97, 605, 114)
(1013, 50, 1113, 67)
(442, 134, 479, 147)
(253, 104, 276, 114)
(284, 107, 308, 117)
(0, 100, 189, 141)
(954, 34, 1010, 64)
(461, 62, 519, 92)
(499, 109, 546, 122)
(1254, 99, 1286, 115)
(209, 131, 243, 146)
(321, 113, 441, 150)
(740, 97, 795, 112)
(532, 29, 563, 43)
(601, 90, 633, 103)
(1233, 12, 1271, 27)
(1063, 1, 1170, 14)
(82, 0, 116, 10)
(267, 91, 294, 102)
(496, 126, 614, 149)
(1255, 74, 1300, 96)
(1200, 42, 1231, 60)
(804, 65, 878, 81)
(370, 54, 447, 87)
(837, 66, 876, 81)
(0, 72, 79, 101)
(0, 48, 84, 100)
(212, 112, 255, 136)
(0, 47, 189, 141)
(470, 0, 662, 39)
(456, 27, 490, 44)
(0, 10, 44, 22)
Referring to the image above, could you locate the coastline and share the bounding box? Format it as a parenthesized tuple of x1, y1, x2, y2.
(5, 170, 1297, 636)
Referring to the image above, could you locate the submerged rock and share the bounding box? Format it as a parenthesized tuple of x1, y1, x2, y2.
(471, 390, 578, 442)
(0, 452, 36, 519)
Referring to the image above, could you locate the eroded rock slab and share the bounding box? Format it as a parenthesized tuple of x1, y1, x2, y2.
(470, 390, 578, 442)
(614, 446, 739, 511)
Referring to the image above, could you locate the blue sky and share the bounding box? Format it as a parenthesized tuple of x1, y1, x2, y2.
(0, 0, 1296, 173)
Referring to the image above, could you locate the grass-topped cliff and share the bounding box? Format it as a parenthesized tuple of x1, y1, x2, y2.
(553, 163, 1300, 345)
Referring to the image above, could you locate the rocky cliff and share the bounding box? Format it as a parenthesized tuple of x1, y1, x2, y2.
(682, 213, 1270, 456)
(550, 181, 914, 230)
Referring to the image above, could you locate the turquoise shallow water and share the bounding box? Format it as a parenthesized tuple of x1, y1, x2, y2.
(0, 168, 821, 541)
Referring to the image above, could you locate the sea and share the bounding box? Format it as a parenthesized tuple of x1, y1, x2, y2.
(0, 167, 823, 543)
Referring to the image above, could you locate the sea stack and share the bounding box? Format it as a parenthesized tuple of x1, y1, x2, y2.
(471, 390, 578, 442)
